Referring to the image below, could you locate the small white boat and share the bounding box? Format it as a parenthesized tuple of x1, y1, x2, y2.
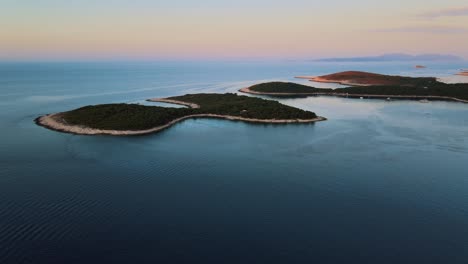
(360, 97, 364, 99)
(419, 99, 429, 103)
(386, 97, 391, 101)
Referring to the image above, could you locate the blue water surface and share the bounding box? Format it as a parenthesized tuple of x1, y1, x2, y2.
(1, 60, 468, 263)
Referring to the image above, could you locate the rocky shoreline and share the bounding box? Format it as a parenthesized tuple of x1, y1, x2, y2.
(36, 110, 326, 136)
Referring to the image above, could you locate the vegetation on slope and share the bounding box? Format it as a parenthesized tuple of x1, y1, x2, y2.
(63, 104, 192, 130)
(62, 93, 318, 131)
(335, 83, 468, 100)
(168, 93, 316, 120)
(248, 82, 329, 93)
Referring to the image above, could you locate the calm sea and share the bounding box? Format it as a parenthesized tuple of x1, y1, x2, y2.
(1, 60, 468, 263)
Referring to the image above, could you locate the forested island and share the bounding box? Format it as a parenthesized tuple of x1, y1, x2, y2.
(242, 71, 468, 103)
(36, 71, 467, 136)
(36, 93, 325, 136)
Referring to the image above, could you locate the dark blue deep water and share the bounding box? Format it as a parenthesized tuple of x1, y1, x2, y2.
(1, 61, 468, 263)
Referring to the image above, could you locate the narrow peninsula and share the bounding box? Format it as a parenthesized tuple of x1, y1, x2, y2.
(242, 71, 468, 103)
(36, 93, 325, 136)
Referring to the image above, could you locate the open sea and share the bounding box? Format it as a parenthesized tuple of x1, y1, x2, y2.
(1, 60, 468, 263)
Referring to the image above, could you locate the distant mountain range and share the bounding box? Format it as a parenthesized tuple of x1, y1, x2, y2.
(316, 53, 463, 62)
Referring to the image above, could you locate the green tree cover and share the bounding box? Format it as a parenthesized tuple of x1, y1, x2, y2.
(336, 83, 468, 100)
(248, 82, 330, 93)
(248, 82, 468, 100)
(63, 93, 317, 130)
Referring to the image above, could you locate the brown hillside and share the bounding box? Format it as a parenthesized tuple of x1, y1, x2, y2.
(309, 71, 437, 86)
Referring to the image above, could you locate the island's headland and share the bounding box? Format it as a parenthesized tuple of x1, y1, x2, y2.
(36, 93, 325, 136)
(243, 72, 468, 103)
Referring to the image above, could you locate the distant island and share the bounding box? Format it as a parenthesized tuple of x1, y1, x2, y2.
(315, 53, 463, 62)
(36, 93, 325, 136)
(456, 70, 468, 76)
(241, 71, 468, 103)
(296, 71, 437, 86)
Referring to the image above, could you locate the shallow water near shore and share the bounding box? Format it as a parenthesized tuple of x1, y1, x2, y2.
(1, 61, 468, 263)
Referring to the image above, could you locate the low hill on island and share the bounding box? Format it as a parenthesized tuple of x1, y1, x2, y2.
(36, 93, 324, 136)
(301, 71, 438, 86)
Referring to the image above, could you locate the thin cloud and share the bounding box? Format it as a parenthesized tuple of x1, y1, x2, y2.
(418, 7, 468, 19)
(371, 26, 468, 34)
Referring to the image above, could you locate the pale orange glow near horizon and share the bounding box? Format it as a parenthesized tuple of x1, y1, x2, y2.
(1, 1, 467, 60)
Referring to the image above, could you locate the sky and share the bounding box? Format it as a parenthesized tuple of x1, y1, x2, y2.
(1, 0, 467, 60)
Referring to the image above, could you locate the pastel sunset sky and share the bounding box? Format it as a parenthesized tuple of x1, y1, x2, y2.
(1, 0, 467, 60)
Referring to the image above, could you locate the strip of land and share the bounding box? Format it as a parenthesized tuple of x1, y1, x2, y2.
(242, 74, 468, 103)
(240, 87, 318, 96)
(296, 71, 438, 87)
(240, 86, 468, 103)
(36, 93, 325, 136)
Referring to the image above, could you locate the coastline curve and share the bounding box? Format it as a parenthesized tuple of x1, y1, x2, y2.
(36, 112, 326, 136)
